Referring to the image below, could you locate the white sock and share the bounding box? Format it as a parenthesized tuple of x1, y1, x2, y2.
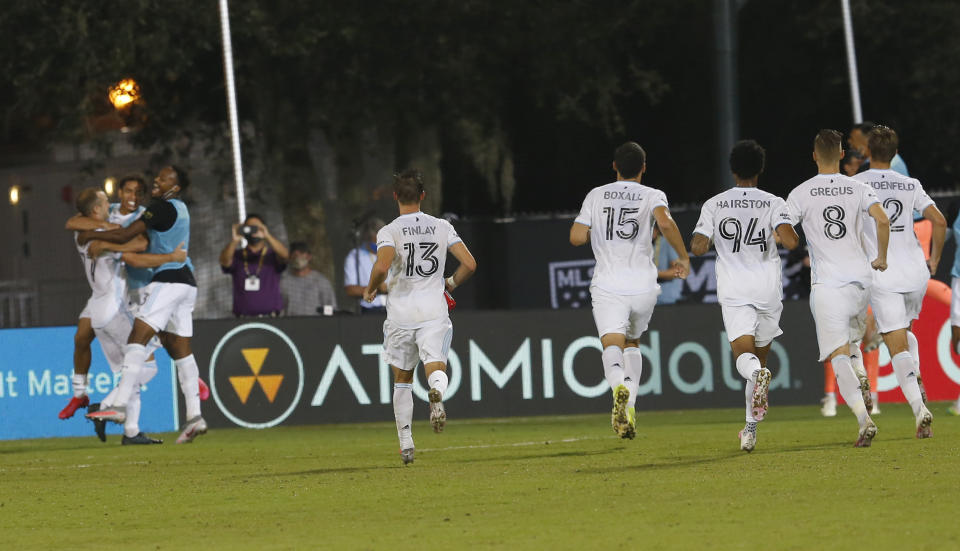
(849, 342, 867, 380)
(623, 347, 642, 408)
(906, 331, 920, 364)
(832, 354, 869, 425)
(175, 355, 202, 420)
(601, 346, 625, 390)
(124, 387, 141, 437)
(113, 344, 147, 408)
(101, 386, 119, 408)
(72, 373, 88, 398)
(825, 392, 836, 399)
(891, 351, 924, 417)
(427, 370, 449, 397)
(736, 353, 761, 422)
(394, 383, 414, 447)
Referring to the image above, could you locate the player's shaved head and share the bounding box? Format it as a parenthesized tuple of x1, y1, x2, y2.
(613, 142, 646, 179)
(394, 168, 425, 204)
(868, 125, 898, 164)
(814, 129, 844, 162)
(76, 187, 103, 216)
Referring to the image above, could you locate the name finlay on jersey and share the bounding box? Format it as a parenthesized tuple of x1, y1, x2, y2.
(715, 199, 772, 209)
(866, 181, 916, 191)
(810, 186, 854, 197)
(401, 225, 437, 236)
(603, 191, 645, 201)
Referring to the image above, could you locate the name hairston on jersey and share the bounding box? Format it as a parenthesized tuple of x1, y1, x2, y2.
(714, 199, 772, 209)
(602, 191, 645, 201)
(810, 186, 854, 197)
(401, 225, 437, 236)
(867, 181, 917, 191)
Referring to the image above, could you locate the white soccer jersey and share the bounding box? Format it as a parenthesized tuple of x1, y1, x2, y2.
(575, 181, 668, 295)
(855, 169, 935, 292)
(786, 173, 880, 288)
(75, 231, 127, 327)
(377, 212, 462, 328)
(693, 187, 792, 309)
(108, 203, 145, 226)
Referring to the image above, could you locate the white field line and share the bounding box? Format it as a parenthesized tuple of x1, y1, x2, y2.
(418, 435, 609, 453)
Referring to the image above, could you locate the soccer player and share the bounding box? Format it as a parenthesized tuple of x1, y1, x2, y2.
(854, 126, 944, 437)
(786, 129, 889, 447)
(570, 142, 690, 439)
(70, 187, 187, 444)
(363, 169, 476, 465)
(82, 166, 208, 444)
(950, 208, 960, 416)
(691, 140, 799, 452)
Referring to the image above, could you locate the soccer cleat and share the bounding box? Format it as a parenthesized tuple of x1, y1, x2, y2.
(87, 403, 107, 442)
(854, 419, 877, 448)
(870, 403, 881, 416)
(751, 368, 772, 421)
(620, 406, 636, 440)
(916, 374, 928, 404)
(400, 448, 415, 465)
(86, 406, 126, 424)
(948, 403, 960, 416)
(611, 384, 629, 436)
(122, 433, 163, 445)
(915, 407, 933, 439)
(428, 388, 446, 433)
(198, 378, 211, 401)
(176, 416, 208, 444)
(738, 425, 756, 453)
(820, 395, 837, 417)
(59, 395, 89, 420)
(857, 375, 873, 412)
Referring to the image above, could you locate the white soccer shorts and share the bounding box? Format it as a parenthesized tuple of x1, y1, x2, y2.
(79, 294, 124, 330)
(382, 317, 453, 371)
(590, 286, 659, 340)
(951, 278, 960, 328)
(721, 303, 784, 347)
(810, 283, 870, 361)
(127, 286, 149, 317)
(137, 282, 197, 337)
(871, 286, 925, 334)
(93, 310, 134, 373)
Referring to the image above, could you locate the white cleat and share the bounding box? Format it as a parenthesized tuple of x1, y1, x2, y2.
(870, 403, 881, 415)
(855, 419, 877, 448)
(399, 427, 415, 465)
(176, 416, 208, 444)
(820, 395, 837, 417)
(400, 448, 415, 465)
(428, 388, 446, 433)
(738, 426, 756, 453)
(915, 407, 933, 439)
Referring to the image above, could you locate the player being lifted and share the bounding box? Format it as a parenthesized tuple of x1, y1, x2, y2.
(570, 142, 690, 439)
(691, 140, 799, 452)
(786, 129, 889, 447)
(363, 169, 477, 465)
(854, 125, 943, 438)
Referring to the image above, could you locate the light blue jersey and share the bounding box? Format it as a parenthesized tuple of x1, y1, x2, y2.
(146, 198, 194, 276)
(108, 203, 152, 289)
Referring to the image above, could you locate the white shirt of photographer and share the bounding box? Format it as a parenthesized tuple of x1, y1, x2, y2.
(377, 212, 462, 329)
(344, 246, 385, 308)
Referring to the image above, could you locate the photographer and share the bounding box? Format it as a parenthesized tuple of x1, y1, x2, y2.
(220, 213, 289, 317)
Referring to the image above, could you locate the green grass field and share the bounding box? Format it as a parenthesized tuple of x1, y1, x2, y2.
(2, 403, 958, 550)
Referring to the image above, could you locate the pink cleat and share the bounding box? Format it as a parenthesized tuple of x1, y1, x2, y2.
(198, 378, 210, 401)
(85, 406, 126, 424)
(59, 395, 89, 420)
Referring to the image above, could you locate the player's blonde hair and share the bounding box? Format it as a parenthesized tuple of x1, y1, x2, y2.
(868, 125, 898, 164)
(75, 187, 103, 216)
(814, 129, 843, 162)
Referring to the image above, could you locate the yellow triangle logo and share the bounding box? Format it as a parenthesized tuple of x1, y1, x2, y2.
(229, 376, 257, 404)
(257, 375, 284, 403)
(241, 348, 270, 376)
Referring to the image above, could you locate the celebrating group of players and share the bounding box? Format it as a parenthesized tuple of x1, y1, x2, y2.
(571, 126, 944, 451)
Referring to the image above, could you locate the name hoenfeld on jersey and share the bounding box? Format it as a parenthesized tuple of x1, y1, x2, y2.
(867, 181, 916, 191)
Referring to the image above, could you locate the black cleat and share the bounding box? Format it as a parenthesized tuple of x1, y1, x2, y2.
(88, 403, 107, 443)
(121, 432, 163, 445)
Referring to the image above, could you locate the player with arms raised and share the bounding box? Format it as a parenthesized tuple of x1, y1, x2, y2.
(855, 125, 943, 438)
(691, 140, 799, 452)
(786, 129, 889, 447)
(364, 169, 477, 465)
(570, 142, 690, 439)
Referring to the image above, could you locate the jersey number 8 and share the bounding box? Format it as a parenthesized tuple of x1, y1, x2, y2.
(822, 205, 847, 240)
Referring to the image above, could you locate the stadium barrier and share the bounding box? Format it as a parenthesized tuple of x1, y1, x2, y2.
(3, 299, 959, 439)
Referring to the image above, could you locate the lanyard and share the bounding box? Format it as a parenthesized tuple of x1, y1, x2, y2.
(242, 245, 269, 277)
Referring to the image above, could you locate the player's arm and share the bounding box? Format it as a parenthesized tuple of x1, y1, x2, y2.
(653, 206, 690, 279)
(362, 246, 395, 303)
(88, 235, 148, 258)
(569, 222, 590, 246)
(690, 234, 710, 256)
(868, 203, 890, 271)
(923, 204, 947, 275)
(65, 214, 118, 231)
(122, 242, 187, 269)
(445, 242, 478, 291)
(77, 219, 146, 246)
(775, 223, 800, 250)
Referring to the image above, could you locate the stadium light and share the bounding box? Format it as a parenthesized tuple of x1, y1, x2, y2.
(104, 177, 116, 196)
(840, 0, 863, 123)
(9, 185, 20, 206)
(218, 0, 247, 223)
(109, 78, 140, 110)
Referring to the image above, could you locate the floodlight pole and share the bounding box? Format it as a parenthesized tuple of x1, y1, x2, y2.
(218, 0, 247, 222)
(840, 0, 863, 123)
(713, 0, 740, 192)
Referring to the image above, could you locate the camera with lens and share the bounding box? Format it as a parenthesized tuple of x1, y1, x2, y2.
(241, 225, 258, 238)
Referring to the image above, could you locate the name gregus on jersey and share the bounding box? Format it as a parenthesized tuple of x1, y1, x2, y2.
(810, 186, 855, 197)
(401, 225, 437, 236)
(714, 199, 772, 209)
